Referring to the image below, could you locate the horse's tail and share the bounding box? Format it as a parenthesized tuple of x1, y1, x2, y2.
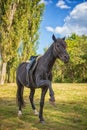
(16, 79, 25, 107)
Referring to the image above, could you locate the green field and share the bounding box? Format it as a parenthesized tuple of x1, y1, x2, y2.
(0, 83, 87, 130)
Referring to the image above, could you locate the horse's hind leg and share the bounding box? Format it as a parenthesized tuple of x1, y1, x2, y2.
(16, 80, 24, 117)
(29, 88, 38, 115)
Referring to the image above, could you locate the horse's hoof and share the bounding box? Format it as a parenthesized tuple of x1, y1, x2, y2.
(18, 111, 22, 117)
(40, 120, 45, 124)
(34, 109, 39, 116)
(49, 99, 55, 106)
(49, 98, 55, 102)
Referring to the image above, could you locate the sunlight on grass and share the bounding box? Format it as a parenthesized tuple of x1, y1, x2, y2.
(0, 83, 87, 130)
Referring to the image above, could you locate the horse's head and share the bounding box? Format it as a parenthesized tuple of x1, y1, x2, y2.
(52, 34, 69, 63)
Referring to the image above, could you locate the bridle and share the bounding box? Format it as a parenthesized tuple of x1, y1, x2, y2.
(53, 41, 67, 59)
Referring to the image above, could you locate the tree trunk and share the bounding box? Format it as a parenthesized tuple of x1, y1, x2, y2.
(0, 62, 7, 85)
(7, 69, 10, 83)
(13, 70, 15, 83)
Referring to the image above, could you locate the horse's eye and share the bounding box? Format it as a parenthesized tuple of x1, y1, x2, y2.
(57, 44, 59, 47)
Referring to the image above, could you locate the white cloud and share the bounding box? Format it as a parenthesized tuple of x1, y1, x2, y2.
(46, 26, 54, 32)
(39, 0, 48, 4)
(46, 2, 87, 36)
(39, 0, 52, 5)
(56, 0, 70, 9)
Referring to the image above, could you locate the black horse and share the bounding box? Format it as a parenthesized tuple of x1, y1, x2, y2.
(16, 34, 69, 123)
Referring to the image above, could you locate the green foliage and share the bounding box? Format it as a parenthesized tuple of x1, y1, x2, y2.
(53, 34, 87, 83)
(0, 0, 44, 62)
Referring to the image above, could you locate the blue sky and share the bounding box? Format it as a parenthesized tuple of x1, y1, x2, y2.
(37, 0, 87, 54)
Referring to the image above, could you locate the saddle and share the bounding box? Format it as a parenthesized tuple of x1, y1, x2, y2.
(26, 55, 41, 87)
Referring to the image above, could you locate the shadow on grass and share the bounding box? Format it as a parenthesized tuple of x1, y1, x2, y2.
(0, 97, 87, 130)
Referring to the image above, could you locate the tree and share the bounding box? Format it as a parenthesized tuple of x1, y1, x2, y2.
(0, 0, 44, 84)
(0, 0, 19, 84)
(66, 34, 87, 82)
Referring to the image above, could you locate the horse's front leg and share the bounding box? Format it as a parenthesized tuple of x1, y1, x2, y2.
(36, 79, 55, 102)
(29, 88, 38, 115)
(39, 87, 48, 123)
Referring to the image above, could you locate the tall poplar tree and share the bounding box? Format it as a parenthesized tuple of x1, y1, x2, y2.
(0, 0, 44, 84)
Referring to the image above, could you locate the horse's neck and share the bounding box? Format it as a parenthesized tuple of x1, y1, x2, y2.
(42, 45, 56, 71)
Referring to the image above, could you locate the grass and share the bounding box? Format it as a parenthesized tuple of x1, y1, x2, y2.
(0, 83, 87, 130)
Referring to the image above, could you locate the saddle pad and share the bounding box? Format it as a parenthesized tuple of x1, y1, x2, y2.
(26, 55, 42, 87)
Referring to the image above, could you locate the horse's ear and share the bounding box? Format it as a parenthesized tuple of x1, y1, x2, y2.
(62, 37, 65, 41)
(52, 34, 57, 42)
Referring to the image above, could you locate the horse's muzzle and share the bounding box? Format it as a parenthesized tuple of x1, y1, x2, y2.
(64, 55, 70, 63)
